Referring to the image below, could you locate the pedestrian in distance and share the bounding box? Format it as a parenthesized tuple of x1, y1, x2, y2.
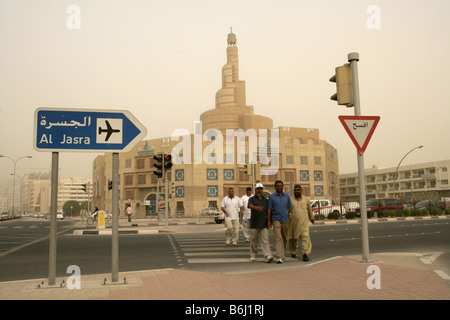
(248, 183, 274, 263)
(126, 204, 133, 222)
(240, 187, 253, 242)
(267, 180, 291, 264)
(221, 187, 244, 245)
(288, 185, 314, 261)
(93, 206, 99, 222)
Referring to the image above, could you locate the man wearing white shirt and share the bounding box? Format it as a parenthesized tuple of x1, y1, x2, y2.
(221, 187, 244, 245)
(240, 187, 253, 242)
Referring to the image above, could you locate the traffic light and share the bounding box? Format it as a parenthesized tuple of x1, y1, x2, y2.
(164, 154, 173, 171)
(153, 153, 164, 179)
(108, 180, 112, 190)
(81, 184, 87, 192)
(244, 164, 253, 176)
(330, 64, 354, 107)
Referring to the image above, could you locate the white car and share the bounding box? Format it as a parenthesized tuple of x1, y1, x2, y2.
(57, 212, 64, 220)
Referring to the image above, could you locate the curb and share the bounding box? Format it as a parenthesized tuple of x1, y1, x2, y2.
(73, 229, 159, 235)
(314, 215, 450, 225)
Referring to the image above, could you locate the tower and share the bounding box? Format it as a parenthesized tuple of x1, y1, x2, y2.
(200, 29, 273, 132)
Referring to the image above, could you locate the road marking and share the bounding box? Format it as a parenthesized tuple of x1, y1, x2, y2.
(434, 270, 450, 281)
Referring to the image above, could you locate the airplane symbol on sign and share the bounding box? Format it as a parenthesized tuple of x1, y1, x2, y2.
(98, 120, 121, 142)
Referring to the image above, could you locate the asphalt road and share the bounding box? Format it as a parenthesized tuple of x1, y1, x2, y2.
(0, 218, 449, 282)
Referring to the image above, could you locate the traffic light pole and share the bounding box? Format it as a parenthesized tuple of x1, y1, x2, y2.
(348, 52, 371, 263)
(165, 172, 169, 229)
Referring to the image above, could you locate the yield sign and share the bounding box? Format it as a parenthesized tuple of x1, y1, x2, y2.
(339, 116, 380, 154)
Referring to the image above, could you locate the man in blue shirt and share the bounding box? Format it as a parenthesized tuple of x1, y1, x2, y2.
(268, 180, 291, 263)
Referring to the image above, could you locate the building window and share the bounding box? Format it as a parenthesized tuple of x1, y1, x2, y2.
(176, 201, 185, 214)
(207, 186, 218, 197)
(175, 186, 185, 198)
(300, 156, 308, 165)
(175, 169, 184, 181)
(224, 169, 234, 180)
(207, 169, 218, 180)
(286, 155, 294, 165)
(239, 171, 250, 181)
(285, 170, 295, 181)
(125, 190, 134, 200)
(136, 158, 145, 169)
(225, 153, 233, 164)
(314, 186, 324, 196)
(137, 174, 146, 185)
(125, 159, 132, 168)
(314, 157, 322, 165)
(124, 175, 133, 185)
(300, 170, 309, 181)
(314, 170, 323, 181)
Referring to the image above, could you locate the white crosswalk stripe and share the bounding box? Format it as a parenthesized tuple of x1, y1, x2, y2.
(174, 233, 255, 264)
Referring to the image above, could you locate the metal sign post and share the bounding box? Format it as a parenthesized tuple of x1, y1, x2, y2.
(34, 107, 147, 284)
(348, 52, 371, 262)
(48, 152, 59, 286)
(111, 153, 119, 282)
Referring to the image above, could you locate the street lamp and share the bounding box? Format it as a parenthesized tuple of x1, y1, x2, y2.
(0, 154, 32, 217)
(393, 146, 424, 200)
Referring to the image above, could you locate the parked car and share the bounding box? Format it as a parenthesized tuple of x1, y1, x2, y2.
(214, 211, 225, 224)
(415, 200, 445, 212)
(1, 212, 9, 220)
(57, 212, 65, 220)
(310, 199, 346, 219)
(356, 198, 403, 217)
(201, 207, 219, 216)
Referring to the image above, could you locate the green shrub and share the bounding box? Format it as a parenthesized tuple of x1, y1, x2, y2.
(445, 208, 450, 215)
(403, 209, 411, 217)
(415, 208, 429, 216)
(430, 207, 443, 216)
(346, 211, 356, 219)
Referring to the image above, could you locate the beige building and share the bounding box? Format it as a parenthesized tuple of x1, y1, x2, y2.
(21, 177, 92, 214)
(92, 31, 339, 216)
(340, 160, 450, 203)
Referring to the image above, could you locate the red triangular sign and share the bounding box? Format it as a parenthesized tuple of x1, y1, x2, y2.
(339, 116, 380, 154)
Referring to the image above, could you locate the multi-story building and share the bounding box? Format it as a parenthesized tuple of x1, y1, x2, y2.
(339, 160, 450, 203)
(21, 176, 92, 214)
(92, 31, 339, 216)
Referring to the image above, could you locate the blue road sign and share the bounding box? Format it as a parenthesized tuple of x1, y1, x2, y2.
(34, 108, 147, 152)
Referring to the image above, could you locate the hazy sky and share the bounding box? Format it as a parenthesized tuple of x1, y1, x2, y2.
(1, 0, 449, 182)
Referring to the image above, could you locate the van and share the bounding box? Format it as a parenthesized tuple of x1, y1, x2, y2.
(356, 198, 403, 217)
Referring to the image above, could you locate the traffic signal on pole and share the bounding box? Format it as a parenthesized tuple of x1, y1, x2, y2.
(244, 164, 252, 176)
(330, 64, 354, 107)
(108, 180, 112, 190)
(81, 184, 87, 192)
(164, 154, 173, 171)
(153, 154, 164, 179)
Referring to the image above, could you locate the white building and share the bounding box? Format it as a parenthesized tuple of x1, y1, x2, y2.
(339, 159, 450, 204)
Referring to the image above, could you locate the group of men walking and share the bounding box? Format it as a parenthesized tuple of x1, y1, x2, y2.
(220, 180, 315, 264)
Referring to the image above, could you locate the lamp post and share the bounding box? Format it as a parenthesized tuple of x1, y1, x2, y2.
(0, 155, 32, 217)
(393, 146, 424, 200)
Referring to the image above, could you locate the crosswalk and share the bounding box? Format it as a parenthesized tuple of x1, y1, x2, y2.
(172, 232, 273, 264)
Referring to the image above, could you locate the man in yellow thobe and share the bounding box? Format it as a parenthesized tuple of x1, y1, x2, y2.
(288, 185, 314, 261)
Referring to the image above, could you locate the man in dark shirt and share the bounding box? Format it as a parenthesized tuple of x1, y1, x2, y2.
(248, 183, 274, 263)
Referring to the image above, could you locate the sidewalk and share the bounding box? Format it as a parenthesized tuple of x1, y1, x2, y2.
(0, 252, 449, 300)
(0, 218, 449, 300)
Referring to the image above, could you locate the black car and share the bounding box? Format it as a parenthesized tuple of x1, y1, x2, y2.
(415, 200, 445, 211)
